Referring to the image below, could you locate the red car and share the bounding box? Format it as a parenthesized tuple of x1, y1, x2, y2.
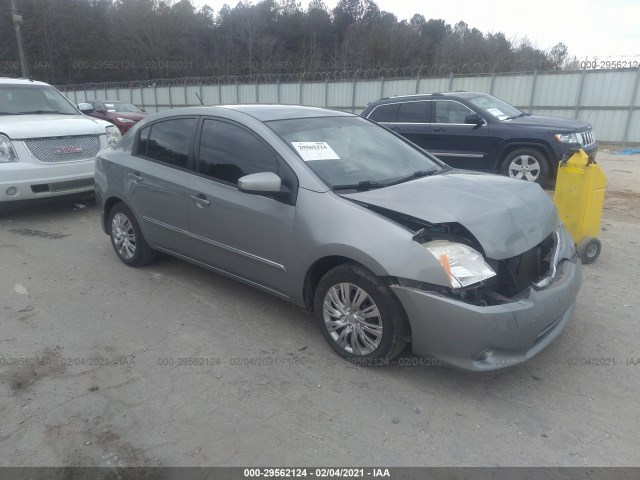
(86, 100, 147, 134)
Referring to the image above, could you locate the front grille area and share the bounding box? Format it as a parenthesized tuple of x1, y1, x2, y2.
(31, 177, 94, 193)
(24, 135, 100, 163)
(578, 130, 595, 147)
(493, 234, 555, 298)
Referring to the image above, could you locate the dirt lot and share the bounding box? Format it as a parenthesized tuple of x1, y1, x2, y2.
(1, 151, 639, 467)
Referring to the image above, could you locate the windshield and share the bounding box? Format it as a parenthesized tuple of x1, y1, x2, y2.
(104, 102, 142, 113)
(268, 116, 445, 190)
(467, 94, 523, 121)
(0, 84, 79, 115)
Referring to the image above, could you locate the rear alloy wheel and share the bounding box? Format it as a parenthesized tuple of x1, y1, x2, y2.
(314, 263, 407, 363)
(502, 148, 550, 186)
(108, 203, 157, 267)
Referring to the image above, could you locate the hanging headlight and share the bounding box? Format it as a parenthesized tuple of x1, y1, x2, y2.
(422, 240, 496, 289)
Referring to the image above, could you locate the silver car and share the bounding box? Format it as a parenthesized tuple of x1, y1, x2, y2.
(95, 105, 581, 371)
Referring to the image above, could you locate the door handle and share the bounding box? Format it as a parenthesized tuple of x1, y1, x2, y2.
(190, 194, 211, 207)
(128, 172, 143, 182)
(432, 127, 446, 132)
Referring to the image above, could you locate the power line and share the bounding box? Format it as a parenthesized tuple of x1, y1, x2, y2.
(10, 0, 29, 77)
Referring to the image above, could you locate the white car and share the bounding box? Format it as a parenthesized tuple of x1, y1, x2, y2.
(0, 78, 121, 205)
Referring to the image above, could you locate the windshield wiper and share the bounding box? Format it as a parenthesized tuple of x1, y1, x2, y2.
(14, 110, 75, 115)
(333, 180, 386, 192)
(506, 112, 528, 120)
(386, 169, 439, 186)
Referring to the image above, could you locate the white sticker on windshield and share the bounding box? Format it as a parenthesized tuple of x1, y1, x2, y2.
(291, 142, 340, 161)
(487, 107, 508, 119)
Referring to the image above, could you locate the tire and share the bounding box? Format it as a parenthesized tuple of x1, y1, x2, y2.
(502, 148, 551, 186)
(313, 262, 408, 364)
(108, 202, 157, 267)
(577, 237, 601, 264)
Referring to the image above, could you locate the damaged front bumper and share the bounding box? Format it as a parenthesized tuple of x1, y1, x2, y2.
(392, 255, 581, 372)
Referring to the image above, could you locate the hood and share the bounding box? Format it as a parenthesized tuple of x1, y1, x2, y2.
(342, 171, 558, 260)
(104, 111, 147, 122)
(0, 114, 112, 139)
(506, 114, 591, 132)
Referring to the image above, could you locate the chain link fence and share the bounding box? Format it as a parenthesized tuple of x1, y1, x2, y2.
(58, 62, 640, 145)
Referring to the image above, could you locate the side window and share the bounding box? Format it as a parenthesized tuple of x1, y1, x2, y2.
(198, 119, 279, 185)
(369, 103, 399, 122)
(397, 101, 429, 123)
(144, 118, 196, 169)
(137, 125, 150, 157)
(434, 101, 474, 124)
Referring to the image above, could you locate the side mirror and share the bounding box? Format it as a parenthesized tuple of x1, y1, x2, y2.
(77, 103, 93, 114)
(465, 113, 484, 125)
(238, 172, 287, 197)
(238, 172, 292, 202)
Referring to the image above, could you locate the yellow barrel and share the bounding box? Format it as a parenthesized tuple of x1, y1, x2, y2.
(553, 149, 606, 263)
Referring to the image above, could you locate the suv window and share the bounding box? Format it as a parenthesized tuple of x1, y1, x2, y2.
(396, 101, 429, 123)
(197, 119, 279, 185)
(369, 103, 399, 122)
(138, 118, 196, 168)
(433, 100, 474, 124)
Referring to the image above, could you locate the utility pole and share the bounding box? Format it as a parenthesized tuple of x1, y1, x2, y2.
(10, 0, 29, 78)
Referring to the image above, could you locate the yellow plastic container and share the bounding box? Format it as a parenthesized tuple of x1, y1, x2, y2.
(553, 149, 607, 263)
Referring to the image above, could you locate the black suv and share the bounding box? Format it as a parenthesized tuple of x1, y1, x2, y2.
(361, 92, 597, 186)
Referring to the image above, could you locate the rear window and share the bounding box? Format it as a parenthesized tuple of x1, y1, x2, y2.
(138, 118, 196, 169)
(368, 103, 399, 122)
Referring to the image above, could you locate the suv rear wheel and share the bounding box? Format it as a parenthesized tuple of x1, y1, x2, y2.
(502, 148, 551, 186)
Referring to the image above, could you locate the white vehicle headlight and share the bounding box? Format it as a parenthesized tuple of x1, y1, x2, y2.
(105, 125, 122, 148)
(422, 240, 496, 289)
(116, 117, 134, 123)
(0, 134, 18, 163)
(554, 133, 579, 144)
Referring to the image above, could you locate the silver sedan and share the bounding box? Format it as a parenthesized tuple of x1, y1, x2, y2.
(95, 105, 581, 371)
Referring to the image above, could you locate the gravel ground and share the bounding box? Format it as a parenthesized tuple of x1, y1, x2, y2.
(0, 151, 639, 467)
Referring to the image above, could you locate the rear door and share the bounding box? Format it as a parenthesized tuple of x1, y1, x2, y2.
(369, 101, 432, 150)
(187, 118, 296, 294)
(428, 99, 491, 169)
(125, 117, 197, 254)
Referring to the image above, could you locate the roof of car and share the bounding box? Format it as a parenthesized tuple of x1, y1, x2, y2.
(219, 104, 354, 121)
(0, 77, 51, 86)
(152, 104, 354, 122)
(368, 91, 484, 105)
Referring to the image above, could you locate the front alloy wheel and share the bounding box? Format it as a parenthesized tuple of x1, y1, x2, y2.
(314, 263, 408, 363)
(503, 148, 550, 186)
(508, 154, 541, 182)
(322, 283, 383, 355)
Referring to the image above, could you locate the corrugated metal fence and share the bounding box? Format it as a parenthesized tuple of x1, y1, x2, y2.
(59, 68, 640, 144)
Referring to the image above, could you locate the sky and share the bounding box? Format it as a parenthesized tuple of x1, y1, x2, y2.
(192, 0, 640, 60)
